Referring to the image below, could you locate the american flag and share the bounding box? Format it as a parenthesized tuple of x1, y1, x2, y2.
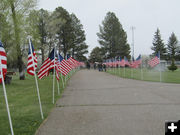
(56, 54, 72, 76)
(113, 58, 117, 67)
(0, 41, 7, 83)
(56, 66, 60, 81)
(37, 48, 55, 79)
(27, 40, 38, 76)
(124, 56, 130, 66)
(120, 57, 125, 67)
(67, 55, 79, 68)
(130, 55, 141, 68)
(148, 52, 160, 67)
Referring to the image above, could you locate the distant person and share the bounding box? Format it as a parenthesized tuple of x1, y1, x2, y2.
(87, 62, 90, 69)
(103, 64, 106, 72)
(98, 63, 103, 72)
(94, 63, 96, 70)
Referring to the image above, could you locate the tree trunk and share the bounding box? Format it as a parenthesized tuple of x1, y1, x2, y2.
(64, 49, 66, 60)
(41, 48, 44, 63)
(72, 47, 75, 58)
(10, 1, 25, 80)
(18, 55, 25, 80)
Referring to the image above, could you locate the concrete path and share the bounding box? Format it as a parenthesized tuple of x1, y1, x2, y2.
(36, 70, 180, 135)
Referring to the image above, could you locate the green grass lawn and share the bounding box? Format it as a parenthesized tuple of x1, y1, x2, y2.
(107, 67, 180, 83)
(0, 71, 75, 135)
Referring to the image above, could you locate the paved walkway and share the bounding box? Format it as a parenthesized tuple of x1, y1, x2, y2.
(36, 70, 180, 135)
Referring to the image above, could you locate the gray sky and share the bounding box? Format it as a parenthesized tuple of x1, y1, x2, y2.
(38, 0, 180, 57)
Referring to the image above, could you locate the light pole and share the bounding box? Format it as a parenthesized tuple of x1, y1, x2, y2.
(130, 26, 135, 78)
(131, 26, 135, 60)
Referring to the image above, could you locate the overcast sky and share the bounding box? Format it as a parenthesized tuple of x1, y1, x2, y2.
(38, 0, 180, 57)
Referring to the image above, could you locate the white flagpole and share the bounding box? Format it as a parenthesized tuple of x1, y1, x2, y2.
(29, 39, 44, 119)
(124, 56, 125, 77)
(113, 58, 114, 74)
(52, 46, 56, 104)
(118, 59, 120, 76)
(56, 55, 60, 95)
(60, 72, 64, 89)
(0, 60, 14, 135)
(159, 51, 162, 82)
(141, 60, 143, 80)
(131, 58, 134, 79)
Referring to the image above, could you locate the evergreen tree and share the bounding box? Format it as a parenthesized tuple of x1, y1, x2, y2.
(167, 32, 178, 60)
(70, 13, 88, 61)
(89, 47, 104, 63)
(37, 9, 49, 62)
(151, 28, 166, 59)
(51, 7, 73, 58)
(167, 33, 178, 71)
(97, 12, 130, 59)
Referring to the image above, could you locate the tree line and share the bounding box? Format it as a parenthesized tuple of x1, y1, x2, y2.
(152, 28, 180, 71)
(152, 28, 179, 60)
(0, 0, 88, 80)
(89, 11, 180, 68)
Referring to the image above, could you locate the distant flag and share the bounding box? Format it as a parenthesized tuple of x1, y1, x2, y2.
(109, 58, 112, 67)
(114, 58, 117, 67)
(27, 40, 37, 76)
(148, 52, 160, 67)
(56, 54, 72, 76)
(0, 41, 7, 83)
(130, 55, 142, 68)
(135, 55, 142, 65)
(67, 55, 79, 68)
(79, 62, 85, 67)
(120, 57, 125, 67)
(37, 48, 55, 79)
(124, 56, 130, 66)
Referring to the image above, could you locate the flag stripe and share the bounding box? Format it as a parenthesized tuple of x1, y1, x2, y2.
(0, 41, 7, 83)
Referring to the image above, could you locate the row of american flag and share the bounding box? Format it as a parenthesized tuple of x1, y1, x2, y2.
(103, 52, 160, 68)
(0, 40, 84, 83)
(27, 40, 84, 80)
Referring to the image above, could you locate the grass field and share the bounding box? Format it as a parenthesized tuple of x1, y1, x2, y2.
(107, 67, 180, 83)
(0, 71, 75, 135)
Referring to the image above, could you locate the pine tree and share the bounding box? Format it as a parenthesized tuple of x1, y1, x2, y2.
(97, 12, 130, 59)
(38, 9, 49, 62)
(70, 13, 88, 61)
(89, 47, 103, 63)
(167, 33, 178, 71)
(151, 28, 166, 59)
(51, 7, 73, 58)
(167, 32, 178, 60)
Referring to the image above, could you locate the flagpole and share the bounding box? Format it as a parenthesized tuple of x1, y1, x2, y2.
(118, 58, 120, 76)
(60, 72, 64, 89)
(124, 56, 125, 77)
(52, 46, 56, 104)
(113, 58, 115, 74)
(141, 60, 143, 80)
(159, 51, 162, 82)
(56, 54, 60, 95)
(0, 59, 14, 135)
(131, 58, 134, 79)
(29, 38, 44, 119)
